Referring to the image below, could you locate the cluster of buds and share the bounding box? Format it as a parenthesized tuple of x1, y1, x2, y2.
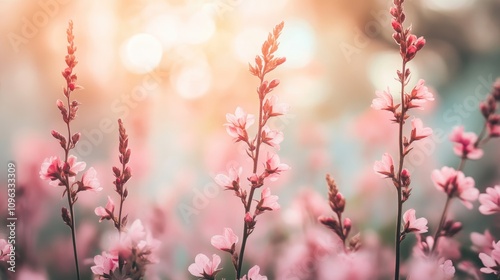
(113, 119, 132, 207)
(318, 174, 359, 251)
(480, 79, 500, 138)
(390, 0, 425, 64)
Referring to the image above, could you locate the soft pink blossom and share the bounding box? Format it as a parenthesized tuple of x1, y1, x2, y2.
(80, 167, 102, 192)
(449, 126, 483, 160)
(264, 152, 290, 181)
(91, 251, 118, 278)
(371, 88, 394, 111)
(471, 230, 495, 254)
(95, 196, 115, 222)
(40, 155, 86, 186)
(411, 118, 432, 141)
(431, 166, 478, 209)
(225, 107, 255, 141)
(188, 253, 222, 279)
(409, 79, 434, 109)
(261, 126, 284, 150)
(257, 187, 280, 214)
(487, 122, 500, 138)
(264, 95, 289, 117)
(479, 241, 500, 275)
(408, 258, 455, 280)
(66, 155, 87, 175)
(0, 239, 11, 261)
(403, 209, 428, 234)
(214, 165, 242, 190)
(211, 228, 238, 252)
(373, 153, 394, 178)
(479, 185, 500, 215)
(241, 265, 268, 280)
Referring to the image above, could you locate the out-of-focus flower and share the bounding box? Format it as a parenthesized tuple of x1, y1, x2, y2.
(225, 107, 255, 142)
(264, 152, 289, 181)
(371, 88, 395, 111)
(373, 153, 394, 178)
(449, 126, 483, 160)
(188, 253, 222, 279)
(408, 79, 434, 109)
(95, 196, 115, 222)
(256, 187, 280, 215)
(479, 241, 500, 275)
(91, 251, 118, 279)
(261, 126, 284, 150)
(79, 167, 102, 192)
(263, 95, 289, 118)
(211, 228, 238, 253)
(479, 185, 500, 215)
(410, 118, 432, 141)
(471, 230, 495, 254)
(240, 265, 268, 280)
(0, 239, 11, 261)
(487, 120, 500, 138)
(408, 258, 455, 280)
(431, 167, 478, 209)
(403, 209, 428, 234)
(214, 165, 242, 191)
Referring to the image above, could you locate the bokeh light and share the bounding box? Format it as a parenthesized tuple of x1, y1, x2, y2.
(121, 33, 163, 73)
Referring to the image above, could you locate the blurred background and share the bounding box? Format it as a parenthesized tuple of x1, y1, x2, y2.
(0, 0, 500, 279)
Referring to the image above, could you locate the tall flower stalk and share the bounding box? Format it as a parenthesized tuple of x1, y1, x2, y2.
(39, 21, 102, 280)
(189, 22, 289, 280)
(372, 1, 431, 278)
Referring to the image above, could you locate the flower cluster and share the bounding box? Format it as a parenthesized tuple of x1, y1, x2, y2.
(191, 22, 288, 280)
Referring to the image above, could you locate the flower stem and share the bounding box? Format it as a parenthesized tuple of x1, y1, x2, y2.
(431, 196, 451, 252)
(394, 60, 407, 280)
(64, 93, 80, 280)
(237, 81, 266, 279)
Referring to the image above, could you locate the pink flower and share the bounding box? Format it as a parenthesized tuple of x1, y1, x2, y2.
(40, 156, 62, 186)
(408, 79, 434, 109)
(411, 118, 432, 141)
(263, 95, 289, 117)
(431, 166, 478, 209)
(188, 253, 222, 279)
(479, 185, 500, 215)
(471, 230, 495, 254)
(487, 122, 500, 138)
(214, 165, 242, 191)
(91, 251, 118, 278)
(256, 187, 280, 214)
(0, 239, 11, 261)
(371, 88, 395, 111)
(79, 167, 102, 192)
(211, 228, 238, 252)
(66, 155, 87, 175)
(479, 241, 500, 275)
(264, 152, 290, 181)
(408, 258, 455, 280)
(261, 126, 284, 150)
(449, 126, 483, 160)
(95, 196, 115, 222)
(241, 265, 268, 280)
(403, 208, 428, 234)
(373, 153, 394, 178)
(225, 107, 255, 142)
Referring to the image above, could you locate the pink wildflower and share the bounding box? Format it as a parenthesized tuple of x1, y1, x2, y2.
(471, 230, 495, 254)
(225, 107, 255, 142)
(214, 165, 242, 191)
(479, 241, 500, 275)
(264, 152, 290, 181)
(371, 88, 395, 111)
(211, 228, 239, 252)
(261, 126, 284, 150)
(373, 153, 394, 178)
(403, 209, 428, 234)
(449, 126, 483, 160)
(479, 185, 500, 215)
(410, 118, 432, 141)
(91, 251, 118, 278)
(241, 265, 268, 280)
(256, 187, 280, 215)
(95, 196, 115, 222)
(431, 167, 478, 209)
(188, 254, 222, 279)
(79, 167, 102, 192)
(408, 79, 434, 109)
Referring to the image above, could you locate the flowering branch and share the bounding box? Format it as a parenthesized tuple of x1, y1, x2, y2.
(39, 20, 102, 280)
(190, 21, 288, 280)
(372, 1, 430, 278)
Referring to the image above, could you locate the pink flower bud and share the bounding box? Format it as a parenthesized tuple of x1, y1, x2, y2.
(392, 20, 402, 33)
(415, 37, 426, 50)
